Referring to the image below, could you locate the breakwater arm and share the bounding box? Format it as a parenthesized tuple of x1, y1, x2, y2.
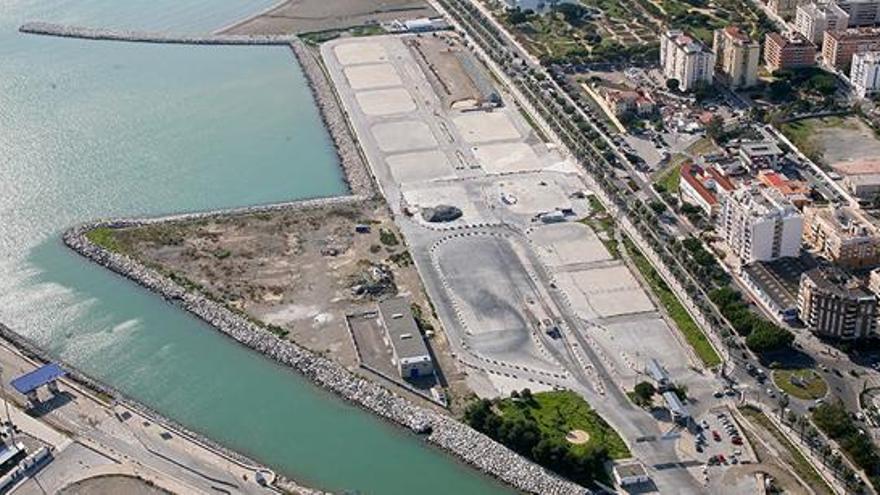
(19, 21, 296, 45)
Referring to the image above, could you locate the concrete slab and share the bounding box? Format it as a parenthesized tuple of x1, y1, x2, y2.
(454, 111, 520, 143)
(386, 150, 456, 184)
(560, 265, 654, 318)
(496, 178, 571, 216)
(372, 121, 437, 153)
(343, 63, 402, 90)
(333, 41, 389, 66)
(355, 88, 416, 116)
(588, 317, 690, 381)
(529, 223, 612, 267)
(473, 142, 542, 174)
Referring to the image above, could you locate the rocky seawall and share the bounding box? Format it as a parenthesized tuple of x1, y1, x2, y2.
(19, 22, 297, 45)
(61, 203, 589, 494)
(290, 40, 375, 198)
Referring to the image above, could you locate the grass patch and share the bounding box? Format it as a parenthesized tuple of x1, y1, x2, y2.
(773, 369, 828, 401)
(86, 227, 122, 253)
(497, 391, 630, 459)
(623, 237, 721, 368)
(379, 228, 399, 246)
(579, 195, 619, 258)
(655, 163, 681, 193)
(739, 405, 833, 495)
(780, 119, 824, 163)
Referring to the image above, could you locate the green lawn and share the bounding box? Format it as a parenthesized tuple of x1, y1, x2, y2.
(624, 237, 721, 368)
(739, 406, 834, 495)
(85, 227, 122, 252)
(498, 391, 630, 459)
(773, 369, 828, 400)
(655, 163, 681, 193)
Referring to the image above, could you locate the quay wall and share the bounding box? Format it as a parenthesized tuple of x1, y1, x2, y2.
(19, 22, 296, 45)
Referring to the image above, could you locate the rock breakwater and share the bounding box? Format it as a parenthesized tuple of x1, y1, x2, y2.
(19, 22, 296, 45)
(62, 201, 589, 495)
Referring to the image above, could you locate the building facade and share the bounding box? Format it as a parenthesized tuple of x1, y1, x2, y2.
(798, 267, 877, 339)
(661, 30, 716, 91)
(769, 0, 810, 18)
(378, 297, 435, 379)
(764, 32, 817, 71)
(719, 186, 804, 263)
(838, 0, 880, 26)
(803, 206, 880, 267)
(851, 50, 880, 97)
(823, 28, 880, 69)
(795, 2, 850, 44)
(713, 26, 761, 88)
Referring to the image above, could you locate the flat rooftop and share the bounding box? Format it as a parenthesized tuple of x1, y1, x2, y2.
(378, 297, 431, 360)
(742, 256, 816, 311)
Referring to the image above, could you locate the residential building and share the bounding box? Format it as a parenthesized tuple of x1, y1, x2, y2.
(719, 185, 804, 263)
(769, 0, 810, 18)
(803, 206, 880, 267)
(764, 32, 817, 71)
(795, 2, 850, 44)
(713, 26, 760, 88)
(832, 159, 880, 198)
(598, 87, 655, 116)
(838, 0, 880, 26)
(660, 30, 716, 91)
(738, 141, 785, 170)
(757, 169, 812, 208)
(822, 28, 880, 69)
(798, 267, 877, 339)
(378, 297, 434, 379)
(851, 50, 880, 97)
(678, 162, 736, 215)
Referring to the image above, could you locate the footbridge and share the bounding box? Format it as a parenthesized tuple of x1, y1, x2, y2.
(19, 22, 297, 45)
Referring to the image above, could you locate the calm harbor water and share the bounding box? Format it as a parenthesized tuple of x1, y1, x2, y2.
(0, 1, 510, 493)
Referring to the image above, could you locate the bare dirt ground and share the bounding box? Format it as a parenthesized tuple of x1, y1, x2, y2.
(405, 36, 484, 109)
(814, 116, 880, 165)
(110, 201, 473, 412)
(222, 0, 436, 35)
(59, 475, 171, 495)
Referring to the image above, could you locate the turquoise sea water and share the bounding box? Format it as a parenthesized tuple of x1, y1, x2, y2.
(0, 2, 511, 493)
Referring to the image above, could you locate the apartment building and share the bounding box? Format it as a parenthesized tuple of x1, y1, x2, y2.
(660, 30, 716, 91)
(798, 267, 877, 339)
(823, 28, 880, 69)
(803, 206, 880, 267)
(795, 2, 850, 44)
(838, 0, 880, 26)
(719, 186, 803, 263)
(851, 50, 880, 96)
(764, 31, 817, 71)
(769, 0, 810, 18)
(713, 26, 760, 88)
(679, 162, 736, 215)
(757, 169, 812, 208)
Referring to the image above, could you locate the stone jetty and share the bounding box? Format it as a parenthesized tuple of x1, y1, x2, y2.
(19, 22, 297, 45)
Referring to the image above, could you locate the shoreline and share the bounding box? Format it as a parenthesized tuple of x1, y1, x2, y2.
(53, 36, 590, 495)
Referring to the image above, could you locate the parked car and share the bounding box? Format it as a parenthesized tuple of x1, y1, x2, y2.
(712, 431, 721, 442)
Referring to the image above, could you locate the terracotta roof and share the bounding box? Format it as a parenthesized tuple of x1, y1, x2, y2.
(680, 162, 735, 205)
(758, 170, 809, 196)
(724, 26, 751, 43)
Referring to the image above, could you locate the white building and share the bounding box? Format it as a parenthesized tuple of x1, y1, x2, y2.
(719, 186, 804, 263)
(851, 51, 880, 97)
(795, 2, 850, 44)
(660, 30, 716, 91)
(713, 26, 761, 88)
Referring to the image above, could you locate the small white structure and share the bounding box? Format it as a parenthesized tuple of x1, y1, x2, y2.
(851, 51, 880, 98)
(379, 297, 434, 379)
(613, 461, 651, 487)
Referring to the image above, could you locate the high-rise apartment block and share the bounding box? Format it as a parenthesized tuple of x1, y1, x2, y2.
(851, 50, 880, 96)
(838, 0, 880, 26)
(660, 30, 716, 91)
(795, 2, 850, 44)
(803, 206, 880, 267)
(798, 267, 877, 339)
(713, 26, 760, 88)
(823, 28, 880, 69)
(719, 186, 804, 263)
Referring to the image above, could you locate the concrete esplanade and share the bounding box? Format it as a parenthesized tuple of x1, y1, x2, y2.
(19, 21, 297, 45)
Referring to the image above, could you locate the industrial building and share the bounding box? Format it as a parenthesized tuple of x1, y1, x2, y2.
(798, 267, 877, 339)
(713, 26, 760, 88)
(378, 297, 435, 380)
(718, 185, 804, 264)
(803, 206, 880, 268)
(660, 30, 716, 91)
(764, 32, 817, 71)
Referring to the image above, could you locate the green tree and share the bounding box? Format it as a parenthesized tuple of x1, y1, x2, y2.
(633, 381, 656, 406)
(666, 78, 680, 92)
